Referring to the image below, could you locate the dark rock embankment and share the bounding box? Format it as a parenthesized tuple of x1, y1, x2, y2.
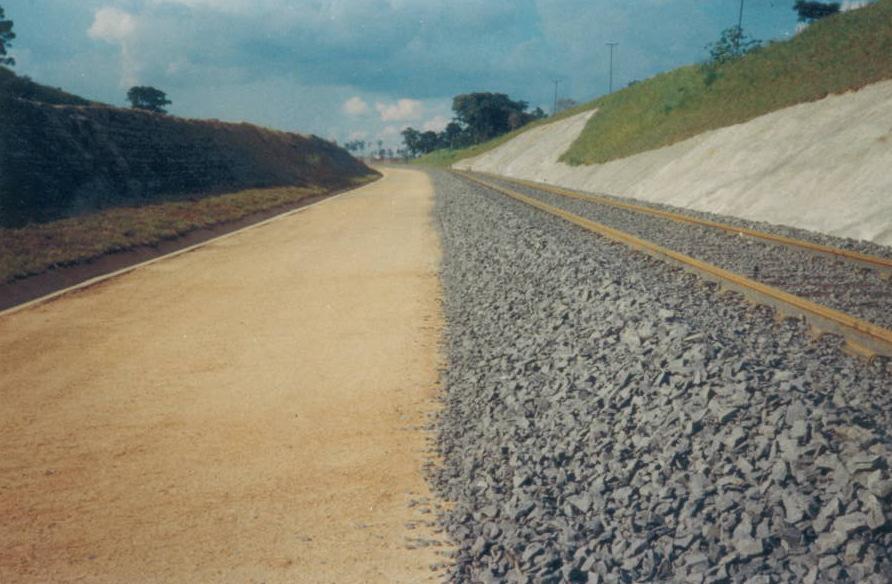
(0, 95, 374, 226)
(429, 170, 892, 583)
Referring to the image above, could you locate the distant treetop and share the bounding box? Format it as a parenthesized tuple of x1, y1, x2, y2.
(0, 5, 16, 67)
(794, 1, 841, 23)
(126, 86, 172, 114)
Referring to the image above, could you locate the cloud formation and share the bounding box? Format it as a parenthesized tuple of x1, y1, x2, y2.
(376, 99, 424, 122)
(423, 115, 450, 133)
(88, 7, 140, 87)
(343, 96, 369, 116)
(6, 0, 804, 147)
(88, 7, 137, 42)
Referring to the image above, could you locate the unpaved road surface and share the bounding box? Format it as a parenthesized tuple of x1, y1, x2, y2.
(0, 167, 445, 583)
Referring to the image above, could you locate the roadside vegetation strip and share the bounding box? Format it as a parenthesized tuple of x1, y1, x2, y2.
(483, 173, 892, 276)
(0, 176, 378, 285)
(454, 171, 892, 360)
(0, 179, 379, 317)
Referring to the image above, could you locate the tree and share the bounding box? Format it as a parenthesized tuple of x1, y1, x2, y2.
(126, 86, 172, 114)
(418, 131, 440, 154)
(442, 121, 465, 149)
(794, 1, 841, 22)
(401, 127, 423, 157)
(452, 92, 536, 144)
(0, 6, 15, 67)
(705, 27, 761, 66)
(344, 140, 364, 154)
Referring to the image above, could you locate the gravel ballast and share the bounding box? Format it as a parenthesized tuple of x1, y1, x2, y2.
(428, 169, 892, 583)
(480, 175, 892, 330)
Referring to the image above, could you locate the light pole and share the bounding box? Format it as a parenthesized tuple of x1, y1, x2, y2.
(606, 42, 618, 94)
(552, 79, 560, 116)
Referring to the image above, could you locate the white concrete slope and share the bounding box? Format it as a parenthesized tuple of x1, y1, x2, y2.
(455, 80, 892, 246)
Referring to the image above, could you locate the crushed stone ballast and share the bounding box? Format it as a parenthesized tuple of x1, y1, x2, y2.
(455, 171, 892, 360)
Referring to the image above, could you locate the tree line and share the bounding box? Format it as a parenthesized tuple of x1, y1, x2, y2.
(343, 139, 397, 160)
(400, 93, 547, 158)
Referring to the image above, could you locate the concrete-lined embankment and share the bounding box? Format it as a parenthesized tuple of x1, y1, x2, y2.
(455, 80, 892, 246)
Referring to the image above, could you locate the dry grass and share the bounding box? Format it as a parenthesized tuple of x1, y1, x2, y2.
(0, 177, 377, 283)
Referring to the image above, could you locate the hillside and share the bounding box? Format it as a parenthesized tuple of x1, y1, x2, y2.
(426, 0, 892, 167)
(0, 65, 95, 106)
(0, 69, 377, 283)
(0, 73, 374, 227)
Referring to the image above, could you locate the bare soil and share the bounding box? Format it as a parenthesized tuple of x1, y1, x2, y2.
(0, 167, 446, 583)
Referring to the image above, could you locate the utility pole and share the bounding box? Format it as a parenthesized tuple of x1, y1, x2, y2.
(552, 79, 560, 116)
(606, 42, 618, 94)
(736, 0, 745, 52)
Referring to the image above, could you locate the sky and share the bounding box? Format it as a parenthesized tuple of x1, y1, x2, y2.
(0, 1, 855, 148)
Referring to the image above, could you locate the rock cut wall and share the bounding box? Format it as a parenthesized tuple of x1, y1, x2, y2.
(0, 97, 374, 227)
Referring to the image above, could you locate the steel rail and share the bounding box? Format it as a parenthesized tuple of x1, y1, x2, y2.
(455, 170, 892, 360)
(471, 171, 892, 277)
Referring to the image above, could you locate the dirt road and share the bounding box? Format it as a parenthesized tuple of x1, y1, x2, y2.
(0, 167, 446, 583)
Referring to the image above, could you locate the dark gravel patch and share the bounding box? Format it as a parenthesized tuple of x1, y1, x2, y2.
(428, 169, 892, 583)
(481, 175, 892, 331)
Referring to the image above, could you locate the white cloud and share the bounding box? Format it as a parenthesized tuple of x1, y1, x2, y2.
(422, 115, 450, 132)
(841, 0, 872, 11)
(147, 0, 262, 13)
(348, 130, 368, 141)
(88, 7, 140, 88)
(342, 96, 369, 115)
(88, 7, 137, 42)
(375, 98, 424, 122)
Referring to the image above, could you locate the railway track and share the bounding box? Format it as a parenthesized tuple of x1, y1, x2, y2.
(453, 170, 892, 361)
(477, 172, 892, 277)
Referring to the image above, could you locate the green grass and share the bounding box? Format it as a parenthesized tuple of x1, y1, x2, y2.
(0, 176, 378, 283)
(421, 0, 892, 168)
(565, 0, 892, 164)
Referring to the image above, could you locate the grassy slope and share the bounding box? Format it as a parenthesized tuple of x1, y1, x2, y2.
(0, 66, 95, 105)
(0, 177, 376, 283)
(564, 0, 892, 165)
(421, 0, 891, 168)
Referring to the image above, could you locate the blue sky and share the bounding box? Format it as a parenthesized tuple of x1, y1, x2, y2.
(1, 1, 834, 148)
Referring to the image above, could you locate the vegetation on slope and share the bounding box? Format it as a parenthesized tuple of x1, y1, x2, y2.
(423, 0, 891, 168)
(0, 66, 379, 282)
(562, 0, 892, 165)
(0, 65, 94, 105)
(0, 177, 376, 283)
